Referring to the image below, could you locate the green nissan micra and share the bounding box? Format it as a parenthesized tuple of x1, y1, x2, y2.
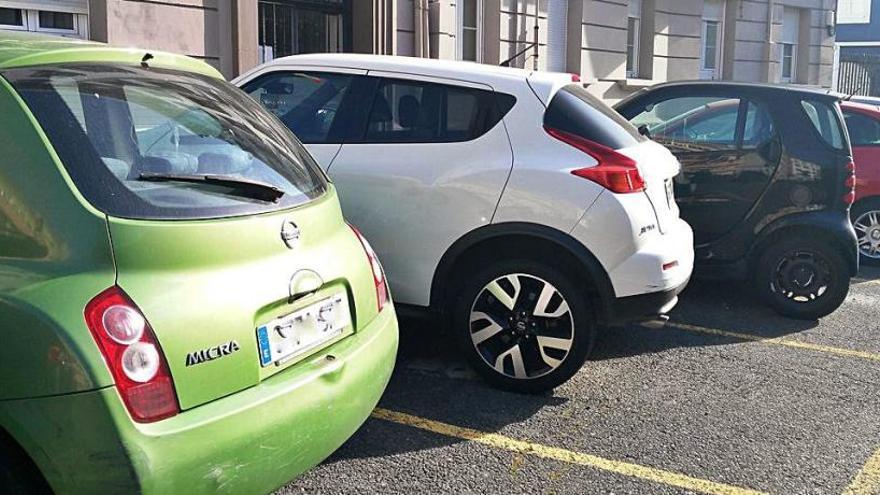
(0, 32, 398, 493)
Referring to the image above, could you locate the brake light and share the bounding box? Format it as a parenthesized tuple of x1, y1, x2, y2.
(85, 287, 179, 423)
(545, 126, 646, 193)
(843, 161, 856, 206)
(349, 225, 389, 311)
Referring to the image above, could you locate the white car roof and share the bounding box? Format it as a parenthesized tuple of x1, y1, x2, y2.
(240, 53, 574, 104)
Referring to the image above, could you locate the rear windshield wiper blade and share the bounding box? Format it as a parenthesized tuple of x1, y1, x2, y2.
(137, 172, 285, 203)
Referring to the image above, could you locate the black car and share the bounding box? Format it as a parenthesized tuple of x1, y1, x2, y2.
(615, 82, 858, 320)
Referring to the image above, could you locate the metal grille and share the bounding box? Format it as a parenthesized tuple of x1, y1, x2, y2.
(838, 53, 880, 98)
(258, 0, 346, 63)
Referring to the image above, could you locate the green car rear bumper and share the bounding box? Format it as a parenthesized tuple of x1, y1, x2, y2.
(0, 306, 398, 494)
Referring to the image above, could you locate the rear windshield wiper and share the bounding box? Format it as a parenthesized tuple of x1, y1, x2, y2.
(137, 172, 285, 203)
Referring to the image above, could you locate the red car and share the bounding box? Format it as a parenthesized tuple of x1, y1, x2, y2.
(842, 101, 880, 265)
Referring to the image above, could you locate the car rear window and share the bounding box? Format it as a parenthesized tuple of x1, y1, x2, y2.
(843, 110, 880, 146)
(801, 99, 846, 151)
(4, 64, 328, 220)
(544, 84, 644, 150)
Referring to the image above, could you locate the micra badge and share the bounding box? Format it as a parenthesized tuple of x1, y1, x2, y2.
(639, 224, 657, 236)
(185, 340, 241, 367)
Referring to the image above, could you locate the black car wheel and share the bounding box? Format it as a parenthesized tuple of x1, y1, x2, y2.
(755, 237, 849, 320)
(853, 199, 880, 266)
(0, 441, 50, 495)
(450, 260, 596, 393)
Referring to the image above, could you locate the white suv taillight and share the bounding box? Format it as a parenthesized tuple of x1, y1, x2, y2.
(85, 287, 179, 423)
(545, 126, 646, 194)
(349, 225, 389, 311)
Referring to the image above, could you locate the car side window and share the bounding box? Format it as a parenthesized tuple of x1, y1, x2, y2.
(843, 111, 880, 146)
(630, 96, 741, 149)
(361, 78, 505, 143)
(243, 71, 355, 144)
(801, 99, 845, 150)
(742, 101, 775, 148)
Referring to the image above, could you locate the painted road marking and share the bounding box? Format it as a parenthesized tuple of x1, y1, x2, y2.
(844, 447, 880, 495)
(662, 322, 880, 364)
(372, 408, 767, 495)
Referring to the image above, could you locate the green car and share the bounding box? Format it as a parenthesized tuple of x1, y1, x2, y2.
(0, 32, 398, 493)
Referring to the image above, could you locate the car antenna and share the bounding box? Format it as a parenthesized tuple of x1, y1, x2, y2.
(844, 83, 865, 101)
(141, 53, 154, 68)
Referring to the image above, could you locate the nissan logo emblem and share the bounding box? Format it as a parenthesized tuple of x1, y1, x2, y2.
(280, 220, 301, 249)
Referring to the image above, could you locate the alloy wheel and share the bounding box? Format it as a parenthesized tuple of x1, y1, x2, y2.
(770, 250, 832, 303)
(854, 209, 880, 260)
(468, 273, 574, 380)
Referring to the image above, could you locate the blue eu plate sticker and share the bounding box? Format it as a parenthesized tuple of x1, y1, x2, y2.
(257, 326, 272, 366)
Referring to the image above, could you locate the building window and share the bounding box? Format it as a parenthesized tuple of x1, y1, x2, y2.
(781, 43, 795, 82)
(626, 0, 641, 78)
(0, 8, 24, 29)
(38, 11, 75, 32)
(258, 0, 347, 63)
(837, 0, 872, 24)
(781, 7, 800, 83)
(457, 0, 482, 62)
(0, 8, 85, 37)
(700, 0, 724, 80)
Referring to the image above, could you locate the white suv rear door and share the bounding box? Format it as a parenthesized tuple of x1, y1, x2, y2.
(328, 71, 514, 306)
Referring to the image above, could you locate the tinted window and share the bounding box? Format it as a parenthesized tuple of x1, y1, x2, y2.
(801, 99, 845, 150)
(360, 78, 512, 143)
(6, 64, 327, 220)
(843, 111, 880, 146)
(544, 84, 643, 150)
(742, 101, 775, 148)
(630, 96, 740, 149)
(244, 71, 354, 144)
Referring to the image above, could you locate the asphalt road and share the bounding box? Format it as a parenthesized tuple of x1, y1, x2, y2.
(278, 266, 880, 494)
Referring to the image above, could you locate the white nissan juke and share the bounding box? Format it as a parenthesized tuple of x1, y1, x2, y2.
(235, 55, 694, 393)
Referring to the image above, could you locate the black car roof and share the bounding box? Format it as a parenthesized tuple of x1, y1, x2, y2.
(616, 80, 844, 108)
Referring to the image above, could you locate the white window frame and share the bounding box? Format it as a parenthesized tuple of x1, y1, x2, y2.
(456, 0, 483, 62)
(837, 0, 872, 24)
(32, 10, 78, 35)
(626, 0, 642, 79)
(699, 0, 725, 80)
(0, 7, 28, 31)
(0, 8, 86, 38)
(700, 20, 722, 79)
(781, 42, 796, 83)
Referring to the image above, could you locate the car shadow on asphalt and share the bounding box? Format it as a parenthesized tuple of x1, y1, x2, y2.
(590, 278, 823, 361)
(319, 314, 569, 464)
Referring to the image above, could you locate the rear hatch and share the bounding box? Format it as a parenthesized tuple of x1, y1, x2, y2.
(8, 63, 382, 410)
(541, 83, 681, 232)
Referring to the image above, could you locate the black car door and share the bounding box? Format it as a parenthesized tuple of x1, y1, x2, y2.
(617, 88, 780, 245)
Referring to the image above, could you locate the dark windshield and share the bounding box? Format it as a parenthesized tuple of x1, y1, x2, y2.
(544, 84, 644, 150)
(3, 64, 328, 220)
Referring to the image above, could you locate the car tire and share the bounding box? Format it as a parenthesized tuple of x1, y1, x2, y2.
(852, 199, 880, 266)
(449, 259, 596, 394)
(0, 441, 50, 495)
(754, 237, 850, 320)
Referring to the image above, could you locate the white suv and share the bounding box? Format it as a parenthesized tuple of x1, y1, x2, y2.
(235, 55, 694, 392)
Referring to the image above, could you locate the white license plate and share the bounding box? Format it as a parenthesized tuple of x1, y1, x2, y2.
(256, 293, 351, 367)
(665, 179, 675, 208)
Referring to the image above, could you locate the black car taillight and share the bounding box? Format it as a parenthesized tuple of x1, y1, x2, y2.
(843, 161, 856, 206)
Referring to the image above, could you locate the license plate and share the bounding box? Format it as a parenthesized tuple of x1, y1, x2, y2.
(665, 179, 675, 208)
(256, 293, 351, 367)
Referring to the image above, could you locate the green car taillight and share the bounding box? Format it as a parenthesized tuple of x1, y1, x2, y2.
(85, 287, 179, 423)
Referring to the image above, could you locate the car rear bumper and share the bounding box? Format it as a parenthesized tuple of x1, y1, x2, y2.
(0, 306, 398, 494)
(606, 217, 695, 299)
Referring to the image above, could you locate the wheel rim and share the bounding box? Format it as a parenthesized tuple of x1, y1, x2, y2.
(469, 273, 574, 380)
(854, 209, 880, 260)
(769, 249, 832, 303)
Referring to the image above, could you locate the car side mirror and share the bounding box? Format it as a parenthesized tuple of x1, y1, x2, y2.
(638, 125, 651, 138)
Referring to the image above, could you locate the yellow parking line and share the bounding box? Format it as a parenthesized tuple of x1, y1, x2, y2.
(664, 322, 880, 363)
(372, 408, 767, 495)
(844, 447, 880, 495)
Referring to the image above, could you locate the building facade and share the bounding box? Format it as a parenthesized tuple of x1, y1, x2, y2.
(834, 0, 879, 96)
(0, 0, 838, 101)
